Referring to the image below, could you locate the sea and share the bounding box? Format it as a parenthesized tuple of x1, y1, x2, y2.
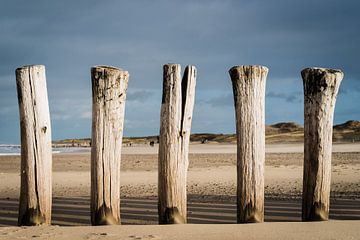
(0, 144, 90, 156)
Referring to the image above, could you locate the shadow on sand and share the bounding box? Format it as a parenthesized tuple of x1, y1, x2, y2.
(0, 196, 359, 226)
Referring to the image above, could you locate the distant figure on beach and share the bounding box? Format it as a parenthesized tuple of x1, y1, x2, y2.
(150, 141, 155, 147)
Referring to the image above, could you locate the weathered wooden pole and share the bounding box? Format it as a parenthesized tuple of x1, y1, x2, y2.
(302, 67, 343, 221)
(91, 65, 129, 225)
(16, 65, 52, 226)
(158, 64, 196, 224)
(229, 65, 268, 223)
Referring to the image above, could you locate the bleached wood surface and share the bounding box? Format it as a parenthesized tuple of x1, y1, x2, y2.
(229, 65, 268, 223)
(16, 65, 52, 226)
(158, 64, 196, 224)
(91, 65, 129, 225)
(301, 67, 343, 221)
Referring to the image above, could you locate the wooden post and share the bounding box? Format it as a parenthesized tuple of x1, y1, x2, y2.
(301, 67, 343, 221)
(15, 65, 52, 226)
(229, 65, 268, 223)
(158, 64, 196, 224)
(91, 65, 129, 225)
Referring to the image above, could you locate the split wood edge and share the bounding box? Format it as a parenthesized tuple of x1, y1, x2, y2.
(158, 64, 197, 224)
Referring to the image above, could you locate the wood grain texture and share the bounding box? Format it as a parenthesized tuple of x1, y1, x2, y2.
(91, 65, 129, 225)
(158, 64, 196, 224)
(229, 65, 268, 223)
(16, 65, 52, 226)
(301, 67, 343, 221)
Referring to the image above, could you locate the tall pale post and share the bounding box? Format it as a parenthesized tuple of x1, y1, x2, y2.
(158, 64, 196, 224)
(229, 65, 268, 223)
(16, 65, 52, 226)
(302, 67, 343, 221)
(91, 66, 129, 225)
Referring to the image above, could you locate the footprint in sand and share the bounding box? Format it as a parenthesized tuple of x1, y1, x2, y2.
(86, 232, 159, 240)
(0, 228, 23, 236)
(85, 232, 109, 239)
(128, 234, 159, 239)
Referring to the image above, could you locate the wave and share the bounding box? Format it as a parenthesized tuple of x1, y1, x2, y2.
(0, 146, 90, 156)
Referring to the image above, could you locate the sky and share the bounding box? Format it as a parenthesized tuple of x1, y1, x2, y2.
(0, 0, 359, 143)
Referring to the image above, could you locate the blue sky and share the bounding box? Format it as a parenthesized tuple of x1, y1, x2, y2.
(0, 0, 359, 143)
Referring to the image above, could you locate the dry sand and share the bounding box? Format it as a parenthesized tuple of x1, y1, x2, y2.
(0, 221, 359, 240)
(0, 143, 359, 239)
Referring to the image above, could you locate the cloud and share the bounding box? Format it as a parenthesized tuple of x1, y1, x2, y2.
(0, 0, 359, 142)
(204, 94, 233, 107)
(266, 91, 302, 103)
(338, 88, 348, 95)
(339, 78, 360, 94)
(127, 90, 154, 102)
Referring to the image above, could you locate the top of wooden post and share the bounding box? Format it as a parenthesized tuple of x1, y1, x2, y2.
(229, 65, 269, 80)
(92, 65, 128, 74)
(301, 67, 343, 75)
(163, 63, 181, 72)
(16, 65, 45, 72)
(301, 67, 344, 96)
(301, 67, 343, 79)
(91, 65, 129, 80)
(229, 65, 269, 71)
(92, 65, 124, 71)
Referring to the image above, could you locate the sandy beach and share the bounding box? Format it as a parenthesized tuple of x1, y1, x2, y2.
(0, 143, 359, 239)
